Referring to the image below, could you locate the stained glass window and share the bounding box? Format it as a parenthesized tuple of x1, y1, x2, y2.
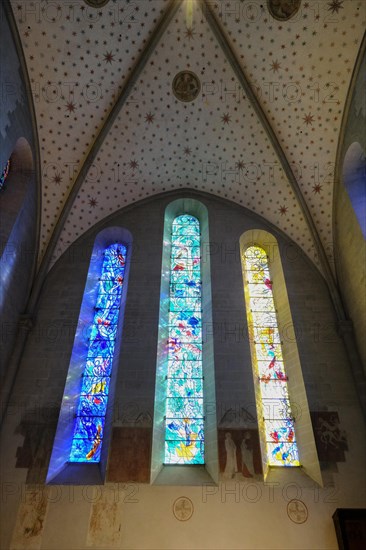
(165, 214, 204, 464)
(244, 246, 300, 467)
(0, 160, 10, 191)
(69, 243, 127, 463)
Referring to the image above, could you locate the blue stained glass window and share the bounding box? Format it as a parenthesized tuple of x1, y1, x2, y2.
(0, 160, 10, 191)
(244, 246, 300, 467)
(69, 243, 127, 463)
(164, 214, 204, 464)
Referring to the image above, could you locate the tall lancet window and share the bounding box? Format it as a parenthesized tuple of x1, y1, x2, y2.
(48, 229, 131, 483)
(69, 243, 127, 463)
(165, 214, 204, 464)
(243, 246, 300, 467)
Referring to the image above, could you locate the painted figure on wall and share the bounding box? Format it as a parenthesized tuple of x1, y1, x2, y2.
(311, 411, 348, 462)
(218, 429, 262, 478)
(240, 432, 254, 478)
(224, 432, 238, 479)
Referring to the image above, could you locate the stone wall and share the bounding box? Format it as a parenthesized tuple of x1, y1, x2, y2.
(1, 191, 364, 549)
(0, 2, 39, 378)
(334, 45, 366, 372)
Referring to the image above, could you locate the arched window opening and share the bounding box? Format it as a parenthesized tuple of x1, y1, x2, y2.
(69, 243, 127, 463)
(47, 228, 131, 483)
(0, 137, 33, 260)
(165, 214, 204, 464)
(243, 246, 300, 467)
(342, 142, 366, 237)
(152, 199, 217, 484)
(0, 138, 35, 380)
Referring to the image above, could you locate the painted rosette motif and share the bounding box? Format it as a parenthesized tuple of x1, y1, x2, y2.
(244, 246, 300, 467)
(165, 215, 204, 464)
(69, 243, 126, 462)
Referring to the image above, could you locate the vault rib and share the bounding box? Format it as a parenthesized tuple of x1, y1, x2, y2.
(200, 0, 344, 320)
(28, 0, 183, 312)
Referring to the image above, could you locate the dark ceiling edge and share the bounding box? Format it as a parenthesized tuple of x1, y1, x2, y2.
(26, 0, 183, 313)
(3, 0, 42, 303)
(332, 31, 366, 278)
(199, 0, 347, 321)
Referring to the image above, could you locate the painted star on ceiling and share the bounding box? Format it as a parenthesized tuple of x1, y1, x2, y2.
(327, 1, 344, 14)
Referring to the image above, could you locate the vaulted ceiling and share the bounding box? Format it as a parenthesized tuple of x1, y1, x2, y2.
(11, 0, 365, 272)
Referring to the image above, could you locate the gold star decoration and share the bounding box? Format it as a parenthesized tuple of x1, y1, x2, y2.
(65, 101, 76, 113)
(103, 51, 115, 64)
(327, 0, 344, 14)
(184, 27, 196, 40)
(303, 113, 314, 125)
(279, 205, 288, 216)
(270, 60, 281, 73)
(145, 112, 155, 124)
(312, 184, 323, 194)
(52, 173, 62, 185)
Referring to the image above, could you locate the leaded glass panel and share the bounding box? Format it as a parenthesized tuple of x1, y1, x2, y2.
(69, 243, 126, 463)
(244, 246, 300, 467)
(164, 214, 204, 464)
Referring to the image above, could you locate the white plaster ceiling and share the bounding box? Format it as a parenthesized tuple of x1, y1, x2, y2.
(11, 0, 366, 270)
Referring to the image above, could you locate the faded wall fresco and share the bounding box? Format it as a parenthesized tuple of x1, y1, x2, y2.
(86, 487, 123, 548)
(218, 429, 262, 479)
(311, 411, 348, 465)
(10, 488, 48, 550)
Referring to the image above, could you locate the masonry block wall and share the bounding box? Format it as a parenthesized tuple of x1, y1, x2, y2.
(1, 191, 365, 550)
